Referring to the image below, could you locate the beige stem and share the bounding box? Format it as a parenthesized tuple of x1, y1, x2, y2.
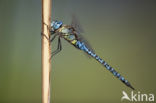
(41, 0, 51, 103)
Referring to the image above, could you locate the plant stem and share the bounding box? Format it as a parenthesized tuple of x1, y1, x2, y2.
(41, 0, 51, 103)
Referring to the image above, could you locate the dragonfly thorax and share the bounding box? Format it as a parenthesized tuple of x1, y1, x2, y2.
(61, 27, 73, 34)
(61, 28, 70, 34)
(59, 27, 76, 41)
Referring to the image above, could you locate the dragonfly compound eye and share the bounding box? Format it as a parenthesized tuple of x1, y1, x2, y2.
(51, 20, 62, 30)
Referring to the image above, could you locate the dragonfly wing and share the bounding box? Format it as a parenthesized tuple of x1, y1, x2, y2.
(71, 14, 84, 34)
(71, 14, 95, 54)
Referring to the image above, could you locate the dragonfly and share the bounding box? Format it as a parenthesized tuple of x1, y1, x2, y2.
(47, 16, 135, 90)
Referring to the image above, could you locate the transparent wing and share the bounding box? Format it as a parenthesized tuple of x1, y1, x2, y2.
(71, 14, 95, 53)
(71, 14, 84, 34)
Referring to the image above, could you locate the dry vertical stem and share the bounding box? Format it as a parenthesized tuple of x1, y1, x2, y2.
(41, 0, 51, 103)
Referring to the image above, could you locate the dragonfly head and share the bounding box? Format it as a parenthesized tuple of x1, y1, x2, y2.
(51, 20, 63, 32)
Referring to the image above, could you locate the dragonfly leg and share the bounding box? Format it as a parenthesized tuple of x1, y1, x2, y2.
(43, 22, 51, 31)
(41, 32, 50, 41)
(50, 34, 57, 42)
(50, 37, 62, 59)
(41, 22, 51, 39)
(49, 34, 58, 48)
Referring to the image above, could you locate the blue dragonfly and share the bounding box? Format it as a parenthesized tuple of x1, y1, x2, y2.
(49, 16, 135, 90)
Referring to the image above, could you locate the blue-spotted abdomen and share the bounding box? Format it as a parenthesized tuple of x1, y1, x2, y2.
(76, 41, 134, 90)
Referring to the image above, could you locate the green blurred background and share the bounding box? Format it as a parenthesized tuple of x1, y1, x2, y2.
(0, 0, 156, 103)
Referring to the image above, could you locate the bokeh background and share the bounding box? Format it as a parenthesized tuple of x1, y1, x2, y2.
(0, 0, 156, 103)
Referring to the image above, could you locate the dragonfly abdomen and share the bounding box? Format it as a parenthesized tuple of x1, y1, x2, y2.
(76, 41, 134, 90)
